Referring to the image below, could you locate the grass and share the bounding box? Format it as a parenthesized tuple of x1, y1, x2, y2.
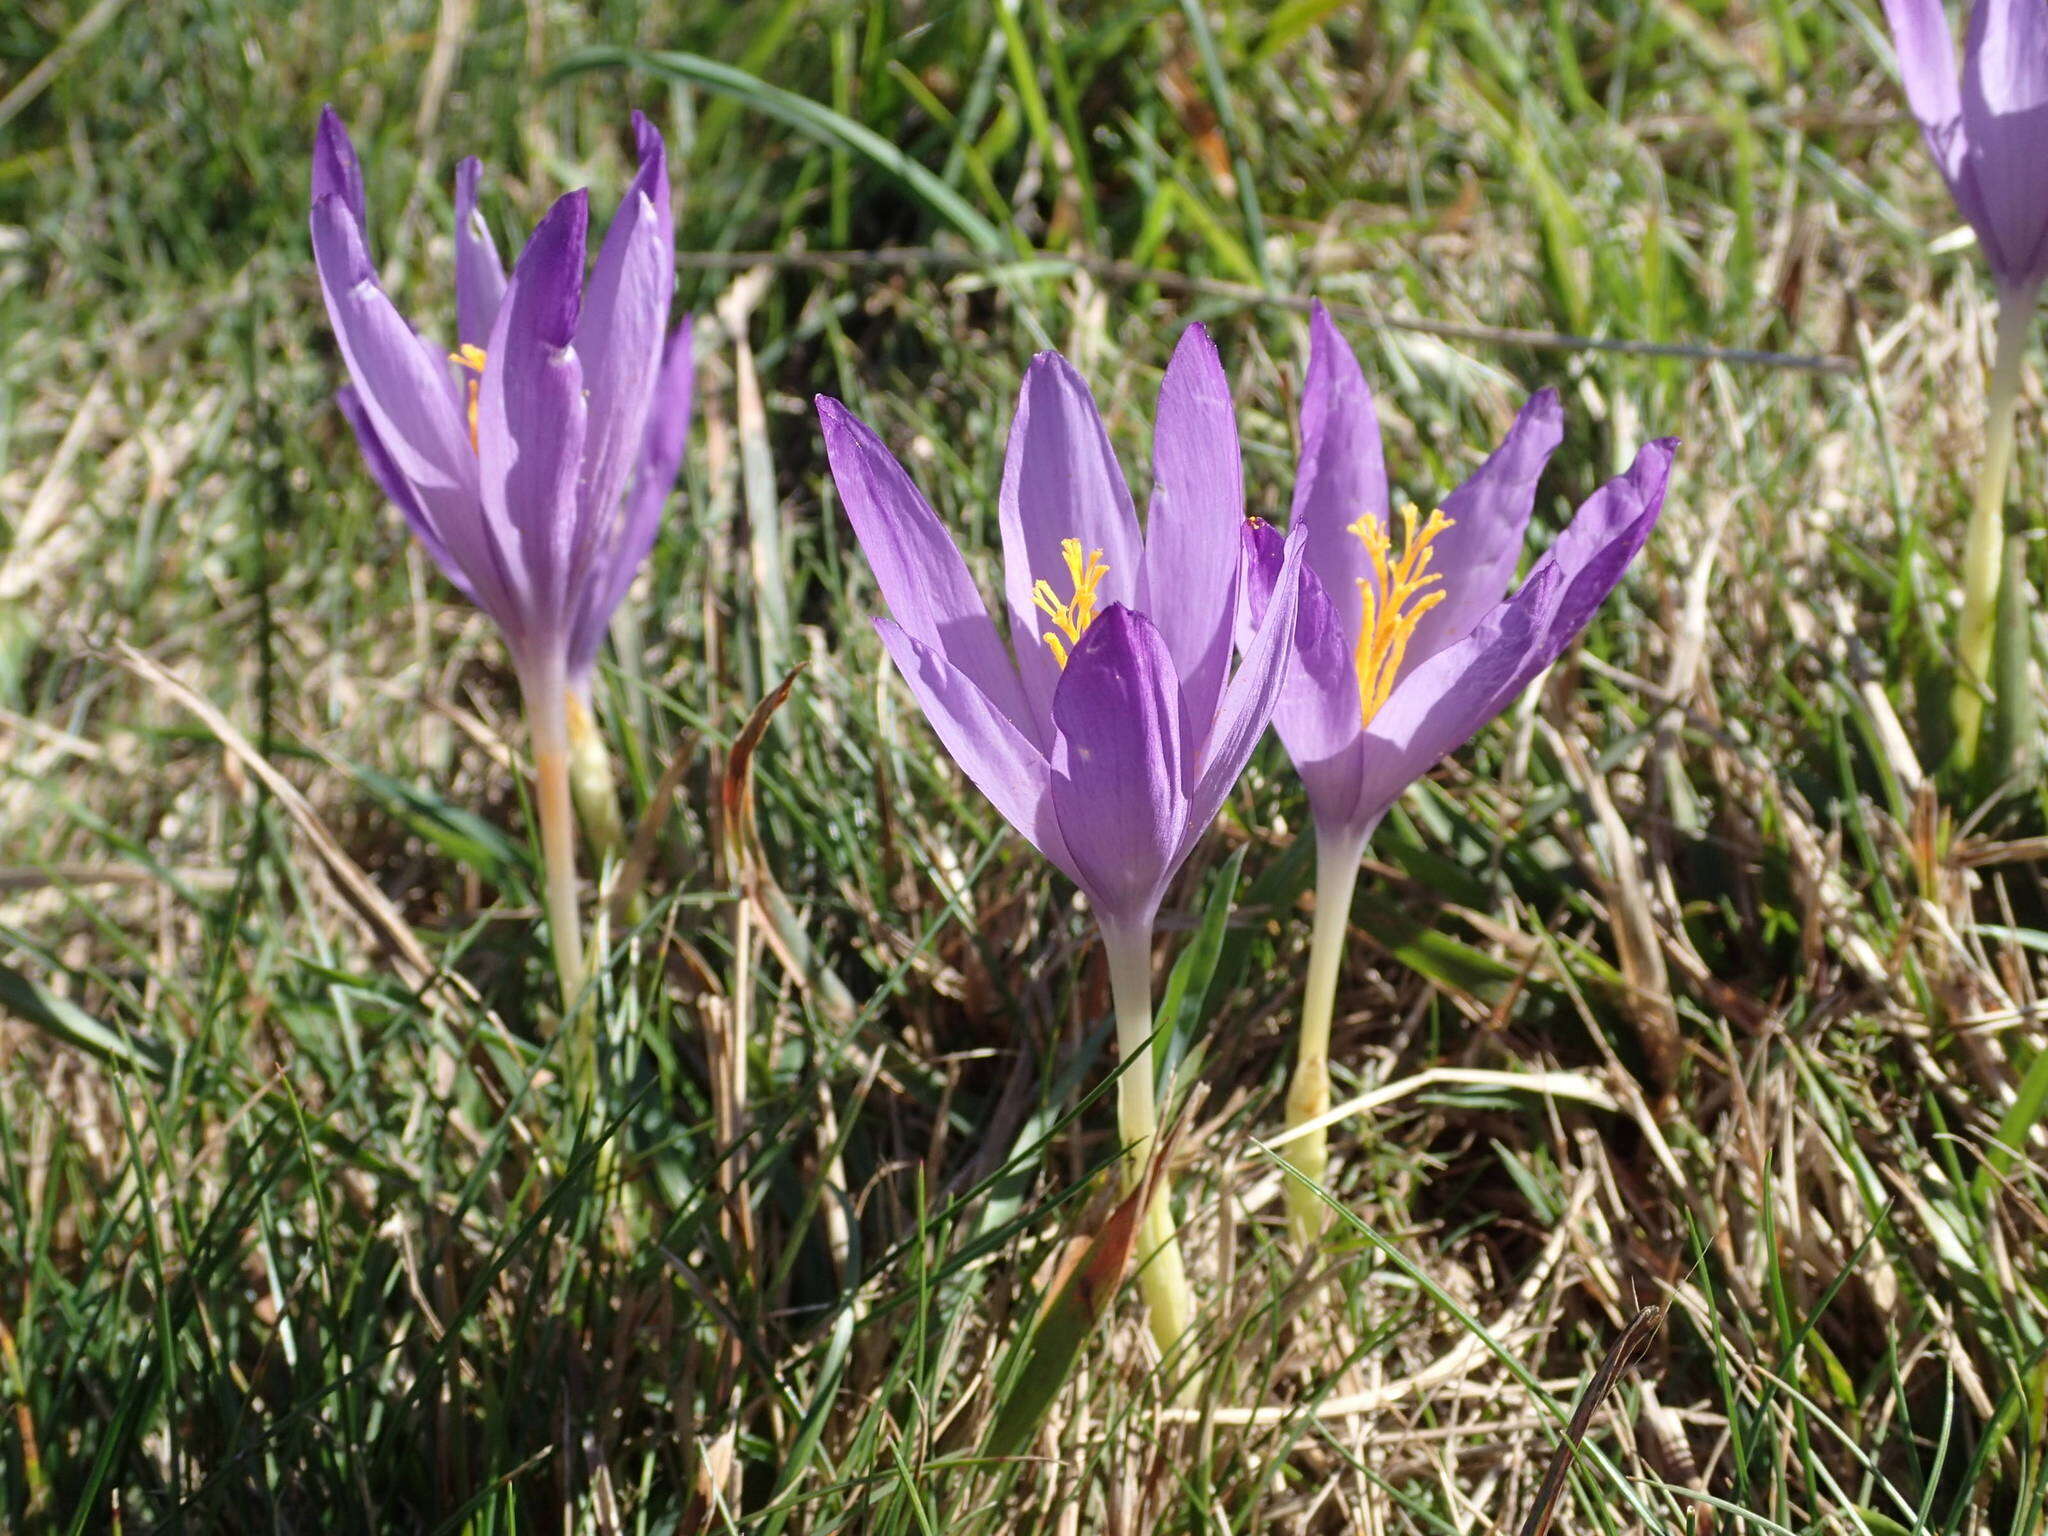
(4, 0, 2048, 1530)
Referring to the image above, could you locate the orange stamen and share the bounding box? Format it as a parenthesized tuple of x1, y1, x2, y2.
(1032, 538, 1111, 668)
(448, 344, 488, 452)
(1350, 503, 1453, 726)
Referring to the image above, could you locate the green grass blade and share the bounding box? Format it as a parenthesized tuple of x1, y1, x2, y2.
(550, 47, 1010, 256)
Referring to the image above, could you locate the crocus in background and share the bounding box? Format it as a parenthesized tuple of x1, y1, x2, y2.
(311, 108, 693, 1014)
(818, 328, 1307, 1354)
(1879, 0, 2048, 769)
(1243, 304, 1674, 1244)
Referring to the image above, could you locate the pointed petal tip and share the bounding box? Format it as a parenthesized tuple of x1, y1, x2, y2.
(1092, 599, 1140, 636)
(1304, 300, 1369, 397)
(515, 190, 590, 346)
(1018, 348, 1109, 424)
(1631, 436, 1681, 498)
(1162, 319, 1230, 397)
(1171, 318, 1216, 357)
(312, 107, 367, 229)
(1025, 348, 1084, 384)
(315, 104, 353, 157)
(1308, 296, 1345, 348)
(619, 186, 660, 237)
(1057, 601, 1161, 679)
(632, 110, 664, 163)
(1504, 387, 1565, 454)
(817, 395, 884, 455)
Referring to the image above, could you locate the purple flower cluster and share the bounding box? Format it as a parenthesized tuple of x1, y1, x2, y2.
(822, 309, 1672, 926)
(309, 109, 1673, 1292)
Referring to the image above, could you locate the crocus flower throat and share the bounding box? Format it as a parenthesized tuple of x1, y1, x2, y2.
(1349, 503, 1453, 727)
(1033, 538, 1111, 667)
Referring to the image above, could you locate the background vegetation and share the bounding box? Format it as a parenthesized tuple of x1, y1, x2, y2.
(3, 0, 2046, 1531)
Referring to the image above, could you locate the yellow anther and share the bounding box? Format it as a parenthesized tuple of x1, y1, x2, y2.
(1031, 537, 1111, 668)
(449, 344, 488, 452)
(1350, 502, 1454, 726)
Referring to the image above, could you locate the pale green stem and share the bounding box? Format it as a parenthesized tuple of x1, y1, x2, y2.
(523, 667, 587, 1019)
(1284, 830, 1365, 1246)
(1100, 920, 1195, 1358)
(1952, 288, 2037, 770)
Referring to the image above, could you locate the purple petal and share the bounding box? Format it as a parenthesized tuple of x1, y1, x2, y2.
(563, 121, 674, 619)
(1350, 565, 1565, 830)
(1241, 517, 1369, 835)
(1139, 322, 1244, 732)
(309, 194, 475, 508)
(575, 118, 675, 528)
(1178, 522, 1308, 858)
(1528, 437, 1676, 592)
(1048, 606, 1187, 927)
(999, 352, 1145, 728)
(1353, 438, 1675, 828)
(1960, 0, 2048, 289)
(629, 112, 675, 243)
(819, 395, 1038, 740)
(567, 316, 695, 680)
(313, 106, 368, 237)
(876, 618, 1069, 874)
(1882, 0, 1963, 130)
(571, 188, 668, 579)
(1291, 301, 1390, 646)
(1403, 389, 1564, 669)
(336, 385, 479, 606)
(477, 190, 590, 649)
(454, 157, 507, 348)
(638, 316, 696, 490)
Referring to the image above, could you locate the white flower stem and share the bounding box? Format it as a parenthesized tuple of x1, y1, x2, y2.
(1100, 920, 1195, 1358)
(1953, 288, 2037, 770)
(524, 668, 587, 1018)
(1284, 830, 1365, 1247)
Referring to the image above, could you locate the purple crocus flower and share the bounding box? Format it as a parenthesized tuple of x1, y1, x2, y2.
(1880, 0, 2048, 300)
(817, 326, 1309, 1348)
(1245, 304, 1675, 859)
(310, 107, 693, 1006)
(1244, 303, 1674, 1242)
(312, 106, 693, 703)
(1878, 0, 2048, 772)
(818, 327, 1307, 948)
